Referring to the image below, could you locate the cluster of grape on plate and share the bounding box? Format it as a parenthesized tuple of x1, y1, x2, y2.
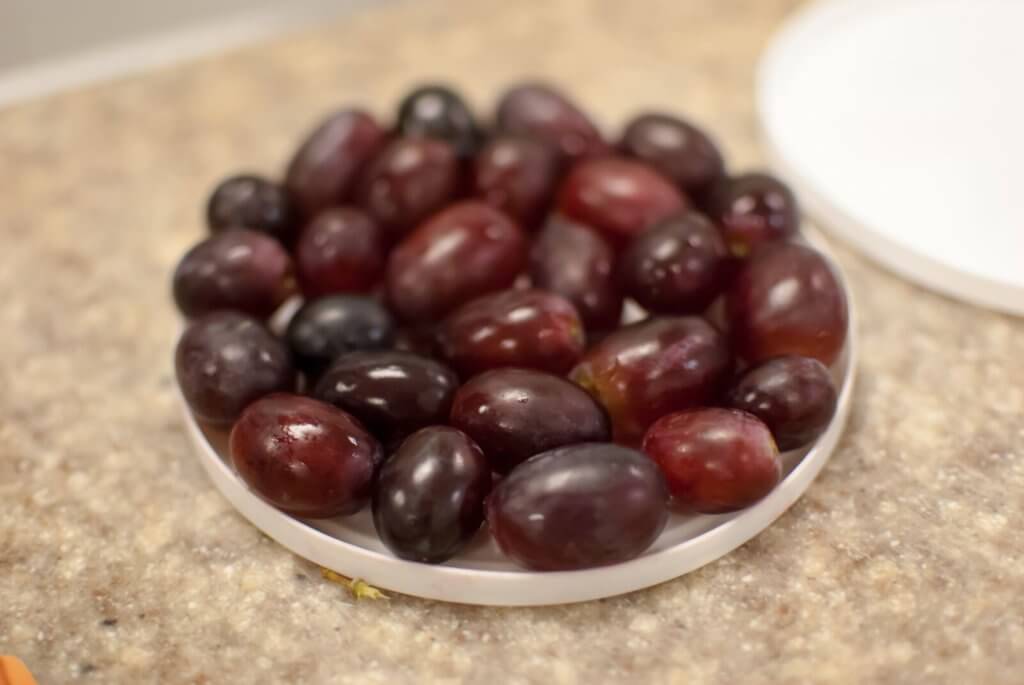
(173, 82, 848, 572)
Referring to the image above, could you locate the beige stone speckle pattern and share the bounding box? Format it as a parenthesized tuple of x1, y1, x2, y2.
(1, 0, 1023, 683)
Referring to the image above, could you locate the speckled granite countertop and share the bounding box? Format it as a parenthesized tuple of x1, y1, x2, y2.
(1, 0, 1022, 682)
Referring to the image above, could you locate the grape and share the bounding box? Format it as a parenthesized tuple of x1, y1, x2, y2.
(392, 326, 440, 358)
(373, 427, 491, 563)
(570, 317, 732, 443)
(725, 355, 837, 451)
(495, 82, 609, 162)
(557, 157, 688, 243)
(206, 174, 298, 245)
(396, 84, 482, 158)
(528, 218, 623, 331)
(438, 289, 584, 377)
(386, 201, 527, 323)
(727, 242, 847, 365)
(295, 208, 385, 297)
(642, 408, 781, 513)
(356, 137, 461, 241)
(706, 172, 798, 256)
(175, 312, 294, 425)
(487, 443, 668, 570)
(472, 136, 561, 230)
(617, 211, 729, 314)
(314, 350, 459, 446)
(619, 113, 725, 197)
(285, 109, 386, 218)
(230, 394, 382, 518)
(285, 296, 396, 379)
(172, 229, 295, 319)
(449, 368, 611, 473)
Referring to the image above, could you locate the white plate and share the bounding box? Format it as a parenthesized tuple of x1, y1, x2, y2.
(179, 243, 856, 607)
(758, 0, 1024, 315)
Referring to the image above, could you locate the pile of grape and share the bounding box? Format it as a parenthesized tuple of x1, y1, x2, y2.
(173, 83, 848, 571)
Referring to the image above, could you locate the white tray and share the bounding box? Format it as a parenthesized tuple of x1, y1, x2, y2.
(179, 242, 856, 607)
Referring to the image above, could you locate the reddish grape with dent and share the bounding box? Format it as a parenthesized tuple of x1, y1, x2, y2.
(528, 218, 623, 331)
(438, 288, 585, 377)
(619, 113, 725, 196)
(473, 136, 561, 230)
(386, 201, 528, 323)
(706, 172, 799, 256)
(727, 242, 848, 365)
(495, 82, 609, 163)
(295, 208, 385, 297)
(230, 394, 382, 518)
(449, 368, 611, 473)
(285, 109, 386, 218)
(570, 316, 733, 443)
(557, 156, 688, 243)
(643, 408, 781, 513)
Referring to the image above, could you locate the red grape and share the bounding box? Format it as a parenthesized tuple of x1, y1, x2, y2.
(487, 443, 668, 570)
(386, 201, 527, 323)
(175, 312, 295, 425)
(570, 317, 732, 443)
(172, 229, 295, 319)
(727, 242, 847, 365)
(315, 350, 459, 446)
(528, 218, 623, 331)
(356, 137, 461, 241)
(396, 84, 482, 158)
(725, 355, 837, 450)
(206, 174, 298, 245)
(495, 82, 609, 162)
(285, 109, 386, 218)
(295, 208, 385, 297)
(706, 172, 798, 256)
(438, 289, 584, 377)
(642, 408, 781, 513)
(619, 113, 725, 196)
(230, 394, 382, 517)
(557, 156, 688, 243)
(473, 136, 561, 230)
(373, 427, 491, 563)
(617, 211, 729, 314)
(449, 368, 610, 473)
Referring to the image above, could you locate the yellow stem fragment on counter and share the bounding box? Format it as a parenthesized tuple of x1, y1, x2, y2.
(319, 568, 388, 600)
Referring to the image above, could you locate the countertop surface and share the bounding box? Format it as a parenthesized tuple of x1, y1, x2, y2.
(2, 0, 1022, 683)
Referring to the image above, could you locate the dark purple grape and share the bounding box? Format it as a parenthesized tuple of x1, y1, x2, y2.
(356, 137, 461, 241)
(285, 295, 395, 379)
(175, 312, 294, 425)
(396, 84, 482, 158)
(727, 242, 847, 365)
(230, 394, 382, 518)
(617, 211, 729, 314)
(386, 201, 528, 323)
(706, 172, 798, 256)
(619, 113, 725, 196)
(473, 136, 561, 230)
(285, 109, 386, 218)
(570, 317, 732, 443)
(373, 427, 491, 563)
(557, 156, 688, 244)
(643, 408, 780, 513)
(172, 229, 295, 319)
(449, 368, 610, 473)
(295, 208, 386, 297)
(206, 174, 298, 245)
(314, 350, 459, 445)
(495, 83, 609, 162)
(438, 289, 584, 377)
(528, 218, 623, 331)
(725, 355, 837, 450)
(487, 443, 668, 570)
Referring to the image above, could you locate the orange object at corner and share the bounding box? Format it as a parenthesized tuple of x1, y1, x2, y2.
(0, 657, 37, 685)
